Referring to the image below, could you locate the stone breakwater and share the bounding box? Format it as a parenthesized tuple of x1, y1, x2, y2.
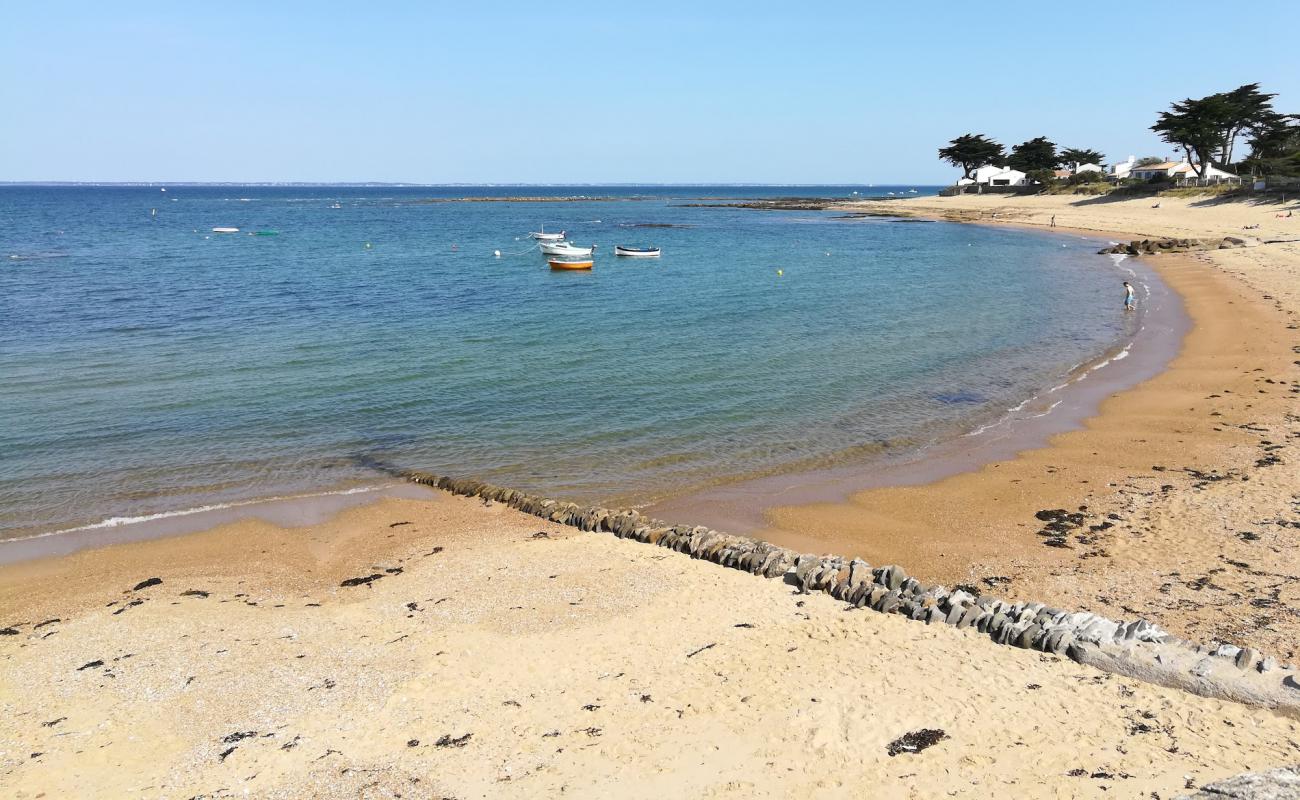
(405, 472, 1300, 718)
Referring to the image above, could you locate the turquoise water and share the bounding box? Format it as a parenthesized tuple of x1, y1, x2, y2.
(0, 185, 1135, 537)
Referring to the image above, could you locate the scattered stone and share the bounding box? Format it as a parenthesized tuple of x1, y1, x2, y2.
(130, 577, 163, 592)
(0, 627, 18, 635)
(77, 660, 104, 671)
(339, 574, 384, 588)
(222, 731, 257, 743)
(112, 599, 144, 615)
(886, 728, 948, 757)
(434, 733, 473, 748)
(180, 590, 209, 598)
(407, 739, 420, 747)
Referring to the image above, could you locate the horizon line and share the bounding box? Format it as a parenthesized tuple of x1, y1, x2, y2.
(0, 181, 944, 188)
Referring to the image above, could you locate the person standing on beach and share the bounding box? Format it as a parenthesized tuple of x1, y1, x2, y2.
(1123, 281, 1135, 311)
(1050, 215, 1056, 227)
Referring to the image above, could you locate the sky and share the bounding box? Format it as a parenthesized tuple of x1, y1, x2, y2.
(2, 1, 1297, 184)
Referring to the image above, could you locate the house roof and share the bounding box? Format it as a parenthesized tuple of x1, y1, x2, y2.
(1133, 161, 1182, 170)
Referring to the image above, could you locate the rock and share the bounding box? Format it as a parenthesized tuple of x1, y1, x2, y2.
(1015, 624, 1044, 649)
(957, 606, 982, 629)
(1177, 764, 1300, 799)
(434, 733, 473, 748)
(340, 574, 384, 588)
(1066, 640, 1095, 663)
(130, 577, 163, 592)
(1235, 648, 1257, 671)
(886, 728, 948, 757)
(866, 586, 888, 609)
(877, 591, 901, 614)
(847, 558, 871, 590)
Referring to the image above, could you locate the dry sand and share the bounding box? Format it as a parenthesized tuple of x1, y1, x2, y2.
(3, 492, 1299, 799)
(751, 193, 1300, 659)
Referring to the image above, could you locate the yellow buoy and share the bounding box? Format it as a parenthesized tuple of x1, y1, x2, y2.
(776, 269, 783, 276)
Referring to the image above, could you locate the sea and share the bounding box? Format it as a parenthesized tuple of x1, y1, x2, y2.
(0, 184, 1143, 541)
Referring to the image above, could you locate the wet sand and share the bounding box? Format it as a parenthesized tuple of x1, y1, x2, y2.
(4, 493, 1299, 799)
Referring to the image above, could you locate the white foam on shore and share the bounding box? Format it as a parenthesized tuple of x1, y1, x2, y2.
(5, 485, 395, 544)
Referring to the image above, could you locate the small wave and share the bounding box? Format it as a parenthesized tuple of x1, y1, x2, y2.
(8, 252, 70, 261)
(1028, 400, 1063, 418)
(6, 485, 394, 543)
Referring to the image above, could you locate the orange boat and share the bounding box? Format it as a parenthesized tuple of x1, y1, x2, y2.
(549, 258, 593, 270)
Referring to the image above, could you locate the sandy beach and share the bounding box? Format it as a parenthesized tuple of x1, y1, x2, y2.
(4, 491, 1300, 799)
(4, 192, 1300, 797)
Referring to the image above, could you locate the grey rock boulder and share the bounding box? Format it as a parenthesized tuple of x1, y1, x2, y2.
(1177, 764, 1300, 799)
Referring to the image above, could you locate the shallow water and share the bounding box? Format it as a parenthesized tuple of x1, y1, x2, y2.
(0, 185, 1137, 538)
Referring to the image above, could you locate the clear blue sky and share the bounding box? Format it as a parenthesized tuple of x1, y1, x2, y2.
(3, 1, 1297, 183)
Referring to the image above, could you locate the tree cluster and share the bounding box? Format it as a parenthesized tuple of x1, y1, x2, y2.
(937, 135, 1106, 181)
(1152, 83, 1296, 177)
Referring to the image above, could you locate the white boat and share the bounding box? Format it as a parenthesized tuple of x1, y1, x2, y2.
(540, 241, 594, 256)
(530, 228, 566, 241)
(614, 246, 660, 258)
(211, 227, 240, 233)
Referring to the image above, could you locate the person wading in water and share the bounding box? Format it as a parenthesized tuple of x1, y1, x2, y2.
(1123, 281, 1135, 312)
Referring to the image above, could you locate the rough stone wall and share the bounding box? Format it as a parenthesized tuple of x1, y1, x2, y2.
(407, 471, 1300, 718)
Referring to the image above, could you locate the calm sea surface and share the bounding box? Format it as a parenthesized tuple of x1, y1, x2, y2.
(0, 185, 1136, 538)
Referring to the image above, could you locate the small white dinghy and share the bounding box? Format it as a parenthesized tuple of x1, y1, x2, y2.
(540, 241, 595, 256)
(211, 227, 240, 233)
(530, 228, 566, 241)
(614, 246, 660, 258)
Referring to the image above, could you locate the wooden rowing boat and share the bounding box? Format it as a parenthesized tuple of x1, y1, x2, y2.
(549, 259, 593, 270)
(614, 246, 660, 257)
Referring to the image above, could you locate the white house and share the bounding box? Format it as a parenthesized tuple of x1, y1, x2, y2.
(1129, 159, 1238, 182)
(957, 164, 1028, 187)
(1055, 162, 1105, 180)
(1111, 156, 1137, 180)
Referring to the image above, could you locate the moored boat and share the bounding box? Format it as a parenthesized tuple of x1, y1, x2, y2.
(549, 258, 593, 270)
(530, 228, 566, 241)
(614, 246, 660, 257)
(540, 241, 594, 256)
(211, 227, 240, 233)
